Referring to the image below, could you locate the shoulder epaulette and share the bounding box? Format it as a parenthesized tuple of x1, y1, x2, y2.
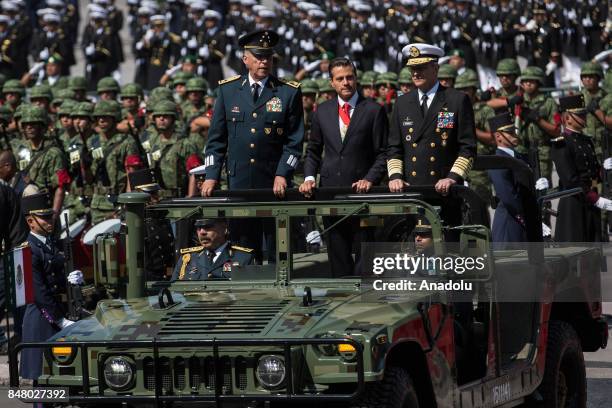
(551, 136, 565, 143)
(278, 78, 301, 89)
(169, 33, 182, 43)
(218, 75, 241, 85)
(231, 245, 254, 253)
(180, 245, 204, 254)
(16, 241, 30, 249)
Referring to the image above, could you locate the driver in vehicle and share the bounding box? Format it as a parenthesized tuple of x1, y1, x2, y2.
(171, 218, 255, 281)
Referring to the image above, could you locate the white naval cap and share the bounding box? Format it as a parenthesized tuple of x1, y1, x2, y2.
(0, 1, 18, 11)
(90, 9, 107, 19)
(308, 8, 326, 18)
(204, 9, 222, 19)
(258, 9, 276, 18)
(400, 0, 418, 5)
(137, 6, 154, 15)
(42, 11, 61, 23)
(353, 2, 372, 12)
(402, 43, 444, 66)
(46, 0, 64, 7)
(189, 0, 209, 11)
(0, 14, 9, 23)
(36, 7, 54, 16)
(150, 14, 168, 23)
(240, 0, 256, 6)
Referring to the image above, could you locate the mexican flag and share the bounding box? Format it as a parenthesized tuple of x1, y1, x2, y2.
(4, 244, 34, 307)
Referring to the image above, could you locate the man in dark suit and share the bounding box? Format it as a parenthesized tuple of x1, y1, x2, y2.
(299, 57, 388, 276)
(486, 113, 529, 247)
(387, 43, 477, 227)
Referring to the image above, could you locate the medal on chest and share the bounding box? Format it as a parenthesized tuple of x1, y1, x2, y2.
(266, 97, 283, 112)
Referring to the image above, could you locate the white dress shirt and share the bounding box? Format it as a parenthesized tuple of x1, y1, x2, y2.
(417, 81, 440, 110)
(498, 146, 515, 157)
(248, 74, 268, 98)
(208, 242, 228, 264)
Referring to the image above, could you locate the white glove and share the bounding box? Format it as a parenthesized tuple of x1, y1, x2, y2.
(144, 29, 154, 42)
(67, 270, 84, 285)
(545, 61, 558, 76)
(567, 9, 577, 20)
(351, 41, 363, 52)
(535, 177, 549, 191)
(226, 25, 236, 37)
(525, 19, 537, 31)
(595, 197, 612, 211)
(326, 20, 337, 30)
(494, 23, 503, 35)
(187, 37, 198, 49)
(442, 21, 451, 32)
(285, 28, 294, 40)
(375, 20, 385, 30)
(582, 16, 593, 27)
(432, 25, 440, 35)
(28, 61, 45, 76)
(603, 157, 612, 170)
(85, 43, 95, 56)
(199, 45, 210, 58)
(451, 28, 460, 39)
(306, 231, 322, 245)
(304, 59, 321, 72)
(398, 33, 408, 44)
(59, 318, 75, 329)
(135, 41, 144, 50)
(39, 48, 49, 60)
(303, 40, 314, 52)
(181, 30, 189, 40)
(482, 22, 492, 34)
(542, 223, 552, 237)
(165, 63, 183, 77)
(476, 19, 482, 28)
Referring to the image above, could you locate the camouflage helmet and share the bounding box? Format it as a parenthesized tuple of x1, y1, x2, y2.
(151, 100, 178, 117)
(57, 99, 77, 116)
(398, 67, 413, 84)
(581, 61, 604, 78)
(68, 76, 87, 91)
(149, 86, 174, 102)
(93, 100, 122, 120)
(604, 71, 612, 93)
(2, 79, 25, 95)
(71, 101, 94, 118)
(52, 88, 75, 106)
(520, 66, 545, 84)
(172, 71, 194, 87)
(185, 77, 209, 93)
(496, 58, 521, 76)
(454, 69, 480, 89)
(96, 76, 120, 93)
(437, 64, 458, 79)
(29, 84, 53, 100)
(0, 105, 11, 122)
(360, 70, 377, 86)
(375, 72, 398, 87)
(317, 77, 334, 93)
(120, 83, 143, 98)
(13, 103, 26, 120)
(300, 79, 319, 95)
(20, 105, 48, 125)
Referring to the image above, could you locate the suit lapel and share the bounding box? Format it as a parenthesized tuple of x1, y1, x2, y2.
(326, 100, 343, 150)
(342, 94, 365, 148)
(415, 85, 446, 142)
(253, 77, 279, 110)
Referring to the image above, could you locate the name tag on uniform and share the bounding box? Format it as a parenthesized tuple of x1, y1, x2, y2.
(266, 97, 283, 112)
(152, 150, 162, 161)
(92, 147, 104, 160)
(437, 112, 455, 128)
(69, 150, 80, 164)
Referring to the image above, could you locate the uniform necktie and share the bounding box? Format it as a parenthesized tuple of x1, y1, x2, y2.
(420, 93, 428, 117)
(207, 250, 215, 264)
(252, 83, 259, 103)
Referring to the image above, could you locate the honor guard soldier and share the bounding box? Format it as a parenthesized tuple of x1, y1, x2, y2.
(171, 218, 254, 281)
(387, 43, 476, 227)
(201, 29, 303, 261)
(20, 192, 82, 381)
(82, 8, 120, 91)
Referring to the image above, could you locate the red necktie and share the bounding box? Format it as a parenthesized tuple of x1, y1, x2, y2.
(339, 103, 351, 127)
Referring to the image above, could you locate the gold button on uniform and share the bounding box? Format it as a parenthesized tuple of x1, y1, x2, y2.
(411, 171, 417, 176)
(412, 143, 417, 148)
(430, 171, 436, 176)
(430, 156, 435, 162)
(252, 112, 257, 118)
(250, 158, 255, 163)
(430, 142, 436, 148)
(412, 156, 417, 162)
(250, 143, 255, 148)
(251, 128, 256, 134)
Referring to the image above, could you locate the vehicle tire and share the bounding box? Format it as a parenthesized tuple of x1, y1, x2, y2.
(535, 320, 586, 408)
(351, 366, 419, 408)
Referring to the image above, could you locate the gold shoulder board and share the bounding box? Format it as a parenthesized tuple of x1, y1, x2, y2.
(278, 78, 301, 89)
(180, 245, 204, 254)
(231, 245, 254, 253)
(218, 75, 241, 85)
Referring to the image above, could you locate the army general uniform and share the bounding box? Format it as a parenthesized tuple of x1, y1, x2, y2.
(204, 30, 304, 261)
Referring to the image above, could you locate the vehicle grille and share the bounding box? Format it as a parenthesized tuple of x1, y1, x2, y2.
(143, 355, 248, 394)
(159, 301, 289, 335)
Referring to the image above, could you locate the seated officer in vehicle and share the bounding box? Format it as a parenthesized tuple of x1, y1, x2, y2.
(171, 218, 254, 281)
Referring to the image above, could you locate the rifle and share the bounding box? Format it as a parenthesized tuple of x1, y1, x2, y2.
(63, 213, 84, 321)
(127, 121, 150, 167)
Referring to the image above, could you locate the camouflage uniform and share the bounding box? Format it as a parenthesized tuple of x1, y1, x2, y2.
(57, 100, 78, 149)
(96, 76, 120, 99)
(375, 72, 398, 116)
(2, 79, 25, 113)
(437, 64, 458, 88)
(494, 59, 522, 114)
(149, 100, 202, 198)
(88, 100, 142, 223)
(120, 83, 144, 122)
(183, 78, 210, 154)
(580, 62, 607, 157)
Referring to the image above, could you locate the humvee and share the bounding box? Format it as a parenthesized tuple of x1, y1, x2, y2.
(10, 156, 608, 407)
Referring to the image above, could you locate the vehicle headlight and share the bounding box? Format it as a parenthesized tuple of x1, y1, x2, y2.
(256, 355, 286, 389)
(103, 356, 135, 391)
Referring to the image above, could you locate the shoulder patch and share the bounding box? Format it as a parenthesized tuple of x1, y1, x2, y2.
(180, 245, 204, 254)
(231, 245, 254, 253)
(218, 75, 241, 85)
(278, 78, 301, 89)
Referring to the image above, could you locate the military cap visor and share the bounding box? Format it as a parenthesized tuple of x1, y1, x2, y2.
(402, 43, 444, 66)
(239, 30, 279, 56)
(195, 218, 227, 227)
(413, 218, 432, 234)
(488, 112, 516, 133)
(22, 192, 54, 216)
(559, 94, 587, 114)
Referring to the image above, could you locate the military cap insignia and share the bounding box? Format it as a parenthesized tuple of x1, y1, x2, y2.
(278, 78, 301, 88)
(231, 245, 254, 253)
(409, 46, 420, 57)
(266, 96, 283, 112)
(218, 75, 241, 85)
(180, 245, 204, 254)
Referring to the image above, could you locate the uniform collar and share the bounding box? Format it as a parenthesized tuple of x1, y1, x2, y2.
(337, 91, 359, 109)
(498, 146, 515, 157)
(248, 74, 269, 90)
(417, 81, 440, 102)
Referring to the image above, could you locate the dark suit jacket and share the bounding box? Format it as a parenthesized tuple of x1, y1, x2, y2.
(387, 84, 476, 185)
(304, 94, 388, 186)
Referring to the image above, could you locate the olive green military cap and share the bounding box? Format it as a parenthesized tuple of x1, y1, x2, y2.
(300, 79, 319, 95)
(57, 100, 77, 116)
(454, 69, 480, 89)
(317, 77, 334, 93)
(185, 77, 209, 92)
(71, 101, 94, 118)
(152, 100, 178, 117)
(398, 67, 413, 84)
(375, 72, 398, 87)
(29, 84, 53, 100)
(68, 76, 87, 91)
(520, 66, 545, 84)
(496, 58, 521, 76)
(2, 79, 25, 95)
(437, 64, 458, 79)
(0, 104, 11, 122)
(20, 105, 48, 124)
(96, 76, 120, 93)
(120, 83, 143, 98)
(172, 71, 194, 87)
(93, 100, 122, 120)
(581, 61, 604, 78)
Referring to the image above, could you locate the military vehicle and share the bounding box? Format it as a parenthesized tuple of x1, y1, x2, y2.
(10, 156, 608, 407)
